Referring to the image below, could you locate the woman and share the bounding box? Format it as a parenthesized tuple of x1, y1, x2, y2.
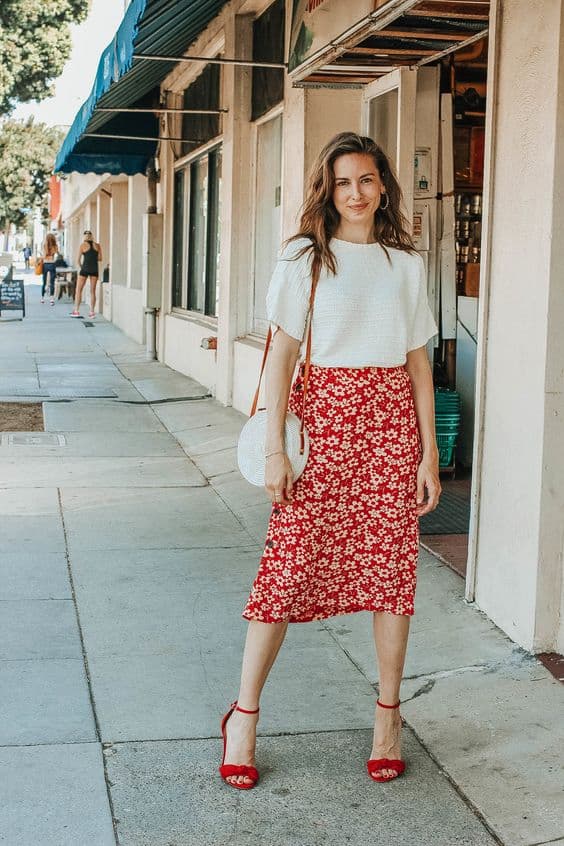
(41, 234, 58, 306)
(72, 230, 102, 318)
(219, 132, 441, 790)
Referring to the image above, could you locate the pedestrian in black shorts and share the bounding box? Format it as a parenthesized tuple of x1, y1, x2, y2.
(71, 230, 102, 318)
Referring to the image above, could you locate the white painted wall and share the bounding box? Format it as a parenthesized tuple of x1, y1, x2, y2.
(61, 172, 107, 221)
(163, 314, 217, 391)
(473, 0, 564, 652)
(111, 284, 145, 344)
(232, 337, 266, 415)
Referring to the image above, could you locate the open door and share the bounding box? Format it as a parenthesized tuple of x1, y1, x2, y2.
(362, 68, 417, 223)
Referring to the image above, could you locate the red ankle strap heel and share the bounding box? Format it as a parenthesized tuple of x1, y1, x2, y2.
(367, 698, 405, 783)
(233, 703, 260, 715)
(219, 700, 260, 790)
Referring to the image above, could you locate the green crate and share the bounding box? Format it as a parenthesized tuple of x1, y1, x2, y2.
(437, 433, 458, 467)
(435, 393, 461, 410)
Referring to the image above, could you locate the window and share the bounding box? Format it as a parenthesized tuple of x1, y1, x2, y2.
(252, 114, 282, 335)
(252, 0, 285, 121)
(171, 146, 222, 317)
(183, 63, 221, 154)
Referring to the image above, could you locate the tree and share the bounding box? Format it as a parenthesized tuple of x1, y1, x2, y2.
(0, 0, 89, 115)
(0, 118, 63, 233)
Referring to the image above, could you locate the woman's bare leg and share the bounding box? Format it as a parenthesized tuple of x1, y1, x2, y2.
(371, 612, 410, 778)
(223, 620, 288, 786)
(74, 275, 88, 312)
(89, 277, 98, 313)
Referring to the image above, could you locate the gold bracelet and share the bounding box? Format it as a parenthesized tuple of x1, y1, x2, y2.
(265, 450, 285, 459)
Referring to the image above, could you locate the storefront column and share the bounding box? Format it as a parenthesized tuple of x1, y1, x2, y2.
(96, 191, 111, 315)
(109, 181, 128, 287)
(281, 80, 305, 239)
(88, 199, 96, 234)
(96, 191, 110, 268)
(68, 218, 81, 265)
(127, 174, 146, 289)
(156, 123, 178, 363)
(215, 13, 253, 406)
(471, 0, 564, 652)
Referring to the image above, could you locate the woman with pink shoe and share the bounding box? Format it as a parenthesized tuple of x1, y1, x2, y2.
(220, 132, 441, 790)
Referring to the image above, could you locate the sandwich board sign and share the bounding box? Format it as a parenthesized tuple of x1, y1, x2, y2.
(0, 267, 26, 317)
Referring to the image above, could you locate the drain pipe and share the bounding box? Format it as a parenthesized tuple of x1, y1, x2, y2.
(145, 307, 157, 360)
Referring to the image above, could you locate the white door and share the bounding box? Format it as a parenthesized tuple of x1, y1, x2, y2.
(362, 68, 417, 225)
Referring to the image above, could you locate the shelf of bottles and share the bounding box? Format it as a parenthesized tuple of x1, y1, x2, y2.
(455, 190, 482, 297)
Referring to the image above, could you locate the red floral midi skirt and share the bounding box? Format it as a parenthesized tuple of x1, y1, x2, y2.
(242, 365, 421, 623)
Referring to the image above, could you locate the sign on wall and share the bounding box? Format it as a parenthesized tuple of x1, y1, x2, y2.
(289, 0, 386, 71)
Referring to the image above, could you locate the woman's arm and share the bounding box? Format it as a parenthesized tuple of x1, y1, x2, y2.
(405, 346, 441, 515)
(96, 243, 103, 263)
(77, 243, 84, 266)
(264, 327, 301, 505)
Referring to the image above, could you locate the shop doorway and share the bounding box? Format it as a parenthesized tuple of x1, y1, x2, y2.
(288, 0, 492, 585)
(362, 41, 490, 579)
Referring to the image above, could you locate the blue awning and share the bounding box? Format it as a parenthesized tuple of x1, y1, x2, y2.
(55, 0, 228, 175)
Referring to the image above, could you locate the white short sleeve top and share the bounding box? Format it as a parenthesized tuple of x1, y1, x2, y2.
(266, 237, 438, 367)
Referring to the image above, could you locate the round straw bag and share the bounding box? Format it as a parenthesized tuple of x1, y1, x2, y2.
(237, 409, 310, 487)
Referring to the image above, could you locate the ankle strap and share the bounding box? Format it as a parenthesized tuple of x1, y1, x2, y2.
(233, 701, 260, 715)
(377, 698, 400, 710)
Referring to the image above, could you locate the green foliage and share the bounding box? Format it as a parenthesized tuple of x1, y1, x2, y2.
(0, 118, 64, 229)
(0, 0, 89, 114)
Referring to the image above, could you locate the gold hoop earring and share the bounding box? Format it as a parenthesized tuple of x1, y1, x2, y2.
(380, 193, 389, 211)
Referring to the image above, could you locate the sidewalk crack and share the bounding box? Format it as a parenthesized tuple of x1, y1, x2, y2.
(57, 488, 120, 845)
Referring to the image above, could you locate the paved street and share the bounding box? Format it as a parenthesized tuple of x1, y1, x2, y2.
(1, 280, 563, 846)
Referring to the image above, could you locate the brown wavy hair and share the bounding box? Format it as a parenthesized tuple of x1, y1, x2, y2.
(288, 131, 415, 283)
(44, 233, 58, 255)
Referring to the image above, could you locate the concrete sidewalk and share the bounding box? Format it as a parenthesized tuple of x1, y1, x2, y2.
(1, 282, 563, 846)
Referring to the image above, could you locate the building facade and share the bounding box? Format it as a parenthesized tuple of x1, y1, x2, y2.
(58, 0, 564, 656)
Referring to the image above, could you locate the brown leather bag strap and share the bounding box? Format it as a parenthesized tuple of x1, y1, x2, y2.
(249, 251, 320, 454)
(298, 258, 320, 452)
(249, 326, 273, 418)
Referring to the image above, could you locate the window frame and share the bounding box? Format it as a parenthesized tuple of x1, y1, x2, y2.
(248, 104, 285, 339)
(172, 135, 223, 321)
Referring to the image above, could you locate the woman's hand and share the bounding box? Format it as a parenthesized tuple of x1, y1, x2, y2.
(415, 454, 441, 516)
(265, 453, 294, 506)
